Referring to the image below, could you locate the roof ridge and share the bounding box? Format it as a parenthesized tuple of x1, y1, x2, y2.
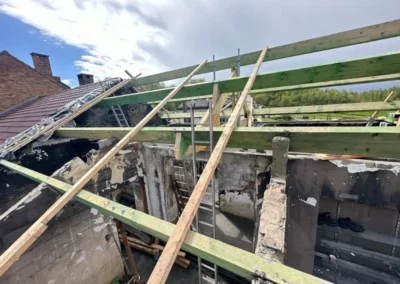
(0, 50, 70, 91)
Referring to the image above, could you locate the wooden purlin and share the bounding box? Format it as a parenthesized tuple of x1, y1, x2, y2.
(55, 126, 400, 159)
(126, 19, 400, 87)
(147, 47, 269, 284)
(98, 51, 400, 108)
(161, 99, 400, 119)
(0, 60, 207, 277)
(0, 160, 328, 283)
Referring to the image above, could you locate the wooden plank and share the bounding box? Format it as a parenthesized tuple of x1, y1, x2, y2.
(151, 73, 400, 106)
(97, 51, 400, 107)
(147, 47, 269, 284)
(161, 99, 400, 119)
(247, 96, 253, 126)
(316, 238, 400, 277)
(312, 153, 366, 160)
(371, 91, 396, 118)
(56, 126, 400, 159)
(0, 160, 328, 284)
(126, 20, 400, 87)
(0, 60, 207, 277)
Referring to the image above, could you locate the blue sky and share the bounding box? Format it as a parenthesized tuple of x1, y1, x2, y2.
(0, 0, 399, 91)
(0, 13, 84, 87)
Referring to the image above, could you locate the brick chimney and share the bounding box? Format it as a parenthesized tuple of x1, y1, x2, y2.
(77, 73, 94, 86)
(30, 52, 53, 77)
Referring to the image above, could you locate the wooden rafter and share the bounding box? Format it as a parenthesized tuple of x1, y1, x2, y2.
(146, 73, 400, 106)
(0, 60, 207, 277)
(371, 91, 396, 118)
(147, 47, 269, 284)
(125, 19, 400, 87)
(56, 126, 400, 159)
(161, 99, 400, 119)
(97, 51, 400, 108)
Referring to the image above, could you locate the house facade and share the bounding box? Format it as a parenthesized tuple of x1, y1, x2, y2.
(0, 51, 69, 112)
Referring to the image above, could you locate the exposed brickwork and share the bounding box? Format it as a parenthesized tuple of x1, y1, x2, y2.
(0, 51, 69, 112)
(30, 52, 53, 77)
(77, 73, 94, 86)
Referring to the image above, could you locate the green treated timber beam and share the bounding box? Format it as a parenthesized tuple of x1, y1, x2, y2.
(150, 73, 400, 105)
(98, 52, 400, 107)
(153, 73, 400, 106)
(127, 19, 400, 87)
(161, 100, 400, 119)
(55, 127, 400, 158)
(0, 160, 328, 284)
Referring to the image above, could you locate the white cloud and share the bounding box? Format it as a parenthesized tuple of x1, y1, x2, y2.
(61, 78, 73, 87)
(0, 0, 172, 80)
(1, 0, 400, 88)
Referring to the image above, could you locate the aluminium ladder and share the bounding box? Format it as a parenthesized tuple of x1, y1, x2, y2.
(190, 100, 218, 284)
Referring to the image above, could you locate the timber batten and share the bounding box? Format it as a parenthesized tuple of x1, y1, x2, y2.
(161, 100, 400, 119)
(98, 52, 400, 107)
(56, 126, 400, 159)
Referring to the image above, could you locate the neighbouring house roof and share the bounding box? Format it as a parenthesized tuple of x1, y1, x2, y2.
(0, 79, 120, 144)
(0, 50, 70, 90)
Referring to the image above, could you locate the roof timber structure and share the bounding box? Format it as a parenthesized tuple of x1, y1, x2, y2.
(162, 100, 400, 119)
(97, 52, 400, 107)
(56, 126, 400, 159)
(1, 19, 400, 283)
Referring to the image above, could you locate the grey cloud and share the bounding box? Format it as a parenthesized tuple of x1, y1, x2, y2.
(140, 0, 400, 89)
(125, 3, 167, 31)
(36, 0, 58, 10)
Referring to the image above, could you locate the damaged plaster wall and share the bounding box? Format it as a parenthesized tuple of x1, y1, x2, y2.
(140, 144, 271, 222)
(0, 157, 124, 284)
(0, 141, 145, 284)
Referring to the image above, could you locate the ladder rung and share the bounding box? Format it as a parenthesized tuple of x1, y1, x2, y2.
(178, 188, 189, 193)
(194, 141, 210, 144)
(201, 262, 215, 272)
(201, 275, 216, 283)
(199, 205, 213, 212)
(198, 220, 213, 227)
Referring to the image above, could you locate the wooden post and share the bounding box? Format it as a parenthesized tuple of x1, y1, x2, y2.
(147, 47, 268, 284)
(118, 222, 141, 283)
(0, 61, 207, 277)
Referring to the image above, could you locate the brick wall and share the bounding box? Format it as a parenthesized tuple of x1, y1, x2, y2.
(0, 52, 68, 112)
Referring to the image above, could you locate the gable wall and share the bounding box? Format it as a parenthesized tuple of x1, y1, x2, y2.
(0, 53, 67, 112)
